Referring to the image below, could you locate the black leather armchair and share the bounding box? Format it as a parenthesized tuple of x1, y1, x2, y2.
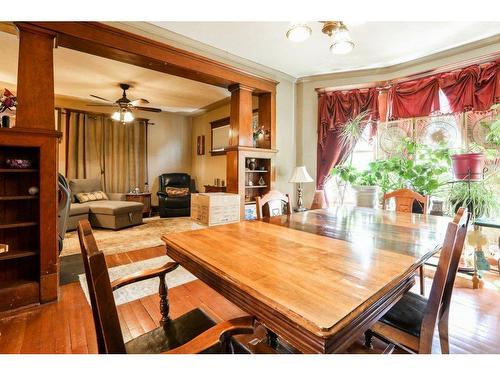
(157, 173, 196, 218)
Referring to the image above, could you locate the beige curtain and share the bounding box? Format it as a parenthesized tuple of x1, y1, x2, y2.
(64, 111, 146, 193)
(102, 118, 146, 193)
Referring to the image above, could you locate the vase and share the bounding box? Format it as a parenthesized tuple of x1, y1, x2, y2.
(248, 158, 256, 170)
(1, 115, 10, 128)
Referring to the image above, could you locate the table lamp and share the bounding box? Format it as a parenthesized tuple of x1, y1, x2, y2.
(289, 166, 314, 211)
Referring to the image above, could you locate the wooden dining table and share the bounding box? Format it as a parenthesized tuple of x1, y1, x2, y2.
(161, 206, 451, 354)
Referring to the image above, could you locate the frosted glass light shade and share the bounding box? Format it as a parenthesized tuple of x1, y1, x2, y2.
(112, 109, 134, 123)
(289, 166, 314, 183)
(330, 24, 354, 55)
(286, 23, 312, 42)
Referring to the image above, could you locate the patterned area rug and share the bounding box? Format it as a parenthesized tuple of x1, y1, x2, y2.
(79, 255, 197, 305)
(61, 216, 205, 257)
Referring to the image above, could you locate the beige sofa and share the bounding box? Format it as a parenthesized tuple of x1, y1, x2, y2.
(67, 178, 144, 231)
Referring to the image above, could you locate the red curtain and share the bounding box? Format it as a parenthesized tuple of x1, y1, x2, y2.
(439, 66, 480, 112)
(474, 60, 500, 111)
(388, 76, 440, 120)
(317, 88, 379, 189)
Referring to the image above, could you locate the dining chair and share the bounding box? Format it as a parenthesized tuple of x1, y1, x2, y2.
(77, 219, 255, 354)
(383, 188, 430, 295)
(256, 190, 293, 219)
(365, 208, 469, 354)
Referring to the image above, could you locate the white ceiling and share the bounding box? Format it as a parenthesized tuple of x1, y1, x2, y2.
(151, 22, 500, 78)
(0, 31, 228, 114)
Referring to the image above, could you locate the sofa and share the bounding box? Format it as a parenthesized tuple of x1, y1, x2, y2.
(157, 173, 196, 218)
(67, 178, 144, 231)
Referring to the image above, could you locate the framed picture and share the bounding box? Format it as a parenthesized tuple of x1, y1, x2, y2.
(197, 135, 205, 155)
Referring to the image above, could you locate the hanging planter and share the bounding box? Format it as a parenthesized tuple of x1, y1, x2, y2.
(450, 153, 484, 181)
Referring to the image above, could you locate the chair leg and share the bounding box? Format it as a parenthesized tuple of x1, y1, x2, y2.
(438, 310, 450, 354)
(158, 273, 170, 325)
(364, 329, 373, 349)
(419, 265, 425, 295)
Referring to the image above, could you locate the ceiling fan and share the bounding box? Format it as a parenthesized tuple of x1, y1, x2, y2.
(87, 83, 162, 123)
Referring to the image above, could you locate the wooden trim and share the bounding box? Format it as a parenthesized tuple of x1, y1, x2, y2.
(20, 22, 277, 94)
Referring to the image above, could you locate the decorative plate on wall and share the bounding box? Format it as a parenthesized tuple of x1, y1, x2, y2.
(416, 114, 461, 149)
(377, 119, 412, 157)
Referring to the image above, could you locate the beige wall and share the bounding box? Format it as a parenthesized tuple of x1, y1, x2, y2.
(55, 96, 192, 205)
(296, 40, 500, 206)
(191, 103, 229, 190)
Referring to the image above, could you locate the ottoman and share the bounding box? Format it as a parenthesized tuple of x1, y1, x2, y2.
(87, 200, 144, 230)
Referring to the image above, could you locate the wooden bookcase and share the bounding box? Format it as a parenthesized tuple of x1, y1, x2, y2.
(0, 128, 60, 312)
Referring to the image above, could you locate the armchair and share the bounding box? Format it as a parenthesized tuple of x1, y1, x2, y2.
(157, 173, 195, 218)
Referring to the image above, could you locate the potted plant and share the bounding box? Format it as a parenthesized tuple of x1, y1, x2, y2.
(331, 165, 380, 208)
(450, 104, 500, 181)
(447, 172, 499, 221)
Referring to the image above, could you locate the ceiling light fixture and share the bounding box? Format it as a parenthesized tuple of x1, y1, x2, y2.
(286, 21, 355, 55)
(323, 21, 355, 55)
(112, 108, 134, 124)
(286, 23, 312, 42)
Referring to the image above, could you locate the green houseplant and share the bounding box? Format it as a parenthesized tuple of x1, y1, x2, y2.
(332, 137, 451, 210)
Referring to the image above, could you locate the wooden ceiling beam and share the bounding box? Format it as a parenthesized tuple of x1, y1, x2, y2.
(16, 22, 277, 94)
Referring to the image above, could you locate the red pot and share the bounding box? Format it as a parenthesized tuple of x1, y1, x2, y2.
(451, 153, 484, 180)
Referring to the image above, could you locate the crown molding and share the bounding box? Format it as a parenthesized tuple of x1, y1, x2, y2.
(105, 22, 297, 85)
(297, 33, 500, 85)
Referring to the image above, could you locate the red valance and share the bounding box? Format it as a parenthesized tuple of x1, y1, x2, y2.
(388, 76, 440, 120)
(474, 60, 500, 111)
(389, 59, 500, 118)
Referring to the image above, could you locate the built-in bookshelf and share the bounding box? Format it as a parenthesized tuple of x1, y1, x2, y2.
(243, 156, 273, 219)
(0, 127, 60, 312)
(0, 145, 40, 310)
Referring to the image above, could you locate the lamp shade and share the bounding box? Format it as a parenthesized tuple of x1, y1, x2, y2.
(289, 166, 314, 183)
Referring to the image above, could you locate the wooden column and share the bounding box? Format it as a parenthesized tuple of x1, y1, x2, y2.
(15, 24, 56, 130)
(227, 84, 254, 197)
(228, 84, 254, 148)
(258, 92, 276, 149)
(14, 23, 59, 304)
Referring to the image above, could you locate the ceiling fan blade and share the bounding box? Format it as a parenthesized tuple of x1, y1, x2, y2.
(86, 104, 117, 107)
(90, 94, 114, 102)
(130, 98, 150, 106)
(134, 106, 162, 113)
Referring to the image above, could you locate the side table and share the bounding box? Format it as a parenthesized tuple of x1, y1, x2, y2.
(125, 192, 152, 217)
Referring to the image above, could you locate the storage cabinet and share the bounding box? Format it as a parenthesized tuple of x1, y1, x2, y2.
(0, 128, 60, 312)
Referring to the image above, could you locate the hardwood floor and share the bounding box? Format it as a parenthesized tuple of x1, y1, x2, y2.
(0, 245, 499, 354)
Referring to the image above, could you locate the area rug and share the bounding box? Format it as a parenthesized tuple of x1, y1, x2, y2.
(61, 216, 205, 257)
(79, 255, 197, 305)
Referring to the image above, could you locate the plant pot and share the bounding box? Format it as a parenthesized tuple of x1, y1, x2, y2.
(451, 153, 484, 181)
(353, 186, 379, 208)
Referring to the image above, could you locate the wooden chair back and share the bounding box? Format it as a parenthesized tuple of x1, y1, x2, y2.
(77, 220, 126, 354)
(418, 207, 468, 353)
(383, 188, 429, 214)
(256, 190, 293, 219)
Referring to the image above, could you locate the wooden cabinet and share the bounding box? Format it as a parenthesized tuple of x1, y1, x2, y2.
(125, 193, 152, 217)
(0, 128, 61, 312)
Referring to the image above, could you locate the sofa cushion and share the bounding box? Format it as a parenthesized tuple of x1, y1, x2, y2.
(87, 200, 143, 216)
(69, 203, 91, 216)
(75, 191, 109, 203)
(69, 178, 102, 202)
